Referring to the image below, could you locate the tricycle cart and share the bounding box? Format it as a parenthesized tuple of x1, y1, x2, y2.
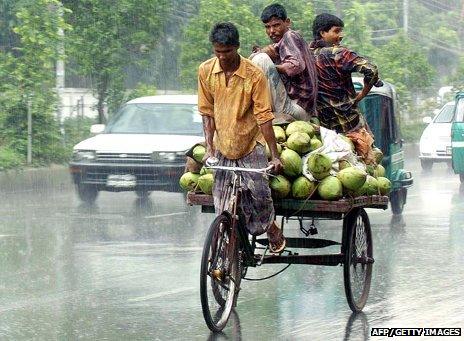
(188, 187, 388, 332)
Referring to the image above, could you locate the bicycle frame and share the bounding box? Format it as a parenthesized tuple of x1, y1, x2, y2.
(206, 161, 274, 269)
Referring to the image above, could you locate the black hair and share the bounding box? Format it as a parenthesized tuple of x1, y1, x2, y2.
(312, 13, 344, 39)
(209, 22, 240, 46)
(260, 3, 287, 23)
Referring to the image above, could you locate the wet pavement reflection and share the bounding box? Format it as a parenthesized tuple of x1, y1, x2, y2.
(0, 145, 463, 340)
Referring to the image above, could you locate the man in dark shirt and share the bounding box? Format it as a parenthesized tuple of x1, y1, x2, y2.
(309, 13, 379, 163)
(251, 3, 318, 123)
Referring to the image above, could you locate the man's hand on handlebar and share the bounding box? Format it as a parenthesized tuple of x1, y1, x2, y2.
(268, 157, 283, 174)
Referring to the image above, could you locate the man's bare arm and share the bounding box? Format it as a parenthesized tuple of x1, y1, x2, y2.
(260, 121, 283, 173)
(202, 116, 216, 163)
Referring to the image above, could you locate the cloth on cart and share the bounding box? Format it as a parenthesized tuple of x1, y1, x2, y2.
(302, 126, 366, 181)
(213, 144, 275, 236)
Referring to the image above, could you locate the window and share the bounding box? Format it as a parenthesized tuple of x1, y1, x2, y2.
(434, 104, 454, 123)
(105, 103, 203, 135)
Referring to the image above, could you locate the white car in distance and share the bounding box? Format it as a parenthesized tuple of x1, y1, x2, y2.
(69, 95, 204, 204)
(419, 101, 455, 171)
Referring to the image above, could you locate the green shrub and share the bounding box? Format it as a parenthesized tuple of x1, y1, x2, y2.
(0, 146, 24, 170)
(401, 122, 427, 143)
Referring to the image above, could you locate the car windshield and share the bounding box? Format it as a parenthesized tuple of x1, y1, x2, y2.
(455, 98, 464, 122)
(105, 103, 203, 135)
(433, 104, 454, 123)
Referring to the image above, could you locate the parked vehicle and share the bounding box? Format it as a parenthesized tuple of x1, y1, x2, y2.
(419, 101, 455, 170)
(354, 78, 413, 214)
(69, 95, 204, 203)
(451, 92, 464, 182)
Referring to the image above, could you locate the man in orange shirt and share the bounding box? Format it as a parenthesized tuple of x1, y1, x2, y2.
(198, 22, 285, 253)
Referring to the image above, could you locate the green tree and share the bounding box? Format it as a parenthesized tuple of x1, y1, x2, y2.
(0, 0, 70, 167)
(342, 0, 379, 57)
(449, 56, 464, 90)
(373, 33, 436, 101)
(179, 0, 266, 90)
(63, 0, 170, 122)
(179, 0, 315, 90)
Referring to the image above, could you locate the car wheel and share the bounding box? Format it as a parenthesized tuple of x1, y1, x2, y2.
(460, 174, 464, 183)
(136, 190, 151, 198)
(390, 188, 406, 215)
(420, 159, 433, 171)
(77, 184, 98, 204)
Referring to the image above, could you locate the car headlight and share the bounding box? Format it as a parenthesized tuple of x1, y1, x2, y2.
(73, 150, 96, 162)
(152, 151, 186, 162)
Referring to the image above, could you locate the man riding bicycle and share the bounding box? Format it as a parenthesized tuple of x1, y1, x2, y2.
(198, 22, 286, 253)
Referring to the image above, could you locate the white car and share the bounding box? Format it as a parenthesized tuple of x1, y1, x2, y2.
(419, 101, 455, 170)
(69, 95, 204, 203)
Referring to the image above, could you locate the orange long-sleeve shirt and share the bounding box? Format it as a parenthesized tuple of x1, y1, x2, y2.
(198, 56, 274, 159)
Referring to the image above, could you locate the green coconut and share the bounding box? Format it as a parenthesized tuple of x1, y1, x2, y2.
(285, 121, 315, 138)
(373, 164, 386, 178)
(310, 137, 323, 151)
(357, 175, 379, 196)
(192, 145, 206, 163)
(318, 176, 343, 200)
(377, 177, 392, 195)
(309, 117, 320, 126)
(372, 147, 384, 164)
(339, 134, 355, 151)
(291, 176, 316, 199)
(273, 126, 286, 143)
(280, 148, 302, 178)
(366, 164, 375, 176)
(197, 173, 214, 195)
(179, 172, 200, 191)
(337, 167, 367, 191)
(270, 175, 291, 199)
(265, 143, 283, 160)
(199, 166, 213, 176)
(286, 132, 311, 154)
(338, 160, 352, 170)
(307, 153, 332, 180)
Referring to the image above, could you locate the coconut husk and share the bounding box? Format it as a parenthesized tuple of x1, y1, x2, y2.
(184, 156, 202, 174)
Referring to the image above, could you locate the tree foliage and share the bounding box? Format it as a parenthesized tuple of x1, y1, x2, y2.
(179, 0, 266, 90)
(0, 0, 70, 167)
(62, 0, 170, 122)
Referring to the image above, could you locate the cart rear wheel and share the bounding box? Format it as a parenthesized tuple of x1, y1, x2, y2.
(200, 213, 239, 332)
(343, 208, 373, 312)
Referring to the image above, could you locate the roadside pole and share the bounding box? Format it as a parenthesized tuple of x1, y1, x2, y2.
(27, 97, 32, 164)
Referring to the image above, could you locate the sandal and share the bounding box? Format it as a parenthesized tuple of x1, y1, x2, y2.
(267, 223, 286, 254)
(269, 236, 286, 254)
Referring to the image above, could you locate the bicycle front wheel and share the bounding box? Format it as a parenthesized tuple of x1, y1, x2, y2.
(200, 213, 240, 332)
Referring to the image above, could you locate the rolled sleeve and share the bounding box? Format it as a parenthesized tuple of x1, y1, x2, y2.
(252, 73, 274, 125)
(276, 32, 305, 77)
(339, 49, 378, 86)
(197, 65, 214, 117)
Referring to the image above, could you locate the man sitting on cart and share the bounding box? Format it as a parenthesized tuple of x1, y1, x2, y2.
(250, 3, 318, 124)
(198, 22, 286, 253)
(309, 13, 379, 164)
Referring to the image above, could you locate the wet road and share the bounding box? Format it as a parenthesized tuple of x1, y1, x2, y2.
(0, 145, 463, 340)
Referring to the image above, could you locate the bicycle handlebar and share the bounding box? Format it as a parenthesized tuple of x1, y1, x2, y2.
(205, 157, 274, 174)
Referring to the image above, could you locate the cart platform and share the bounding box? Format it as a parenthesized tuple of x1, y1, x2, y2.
(187, 192, 389, 219)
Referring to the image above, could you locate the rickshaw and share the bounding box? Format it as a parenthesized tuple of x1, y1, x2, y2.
(354, 78, 414, 214)
(188, 79, 412, 332)
(188, 163, 389, 332)
(451, 91, 464, 182)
